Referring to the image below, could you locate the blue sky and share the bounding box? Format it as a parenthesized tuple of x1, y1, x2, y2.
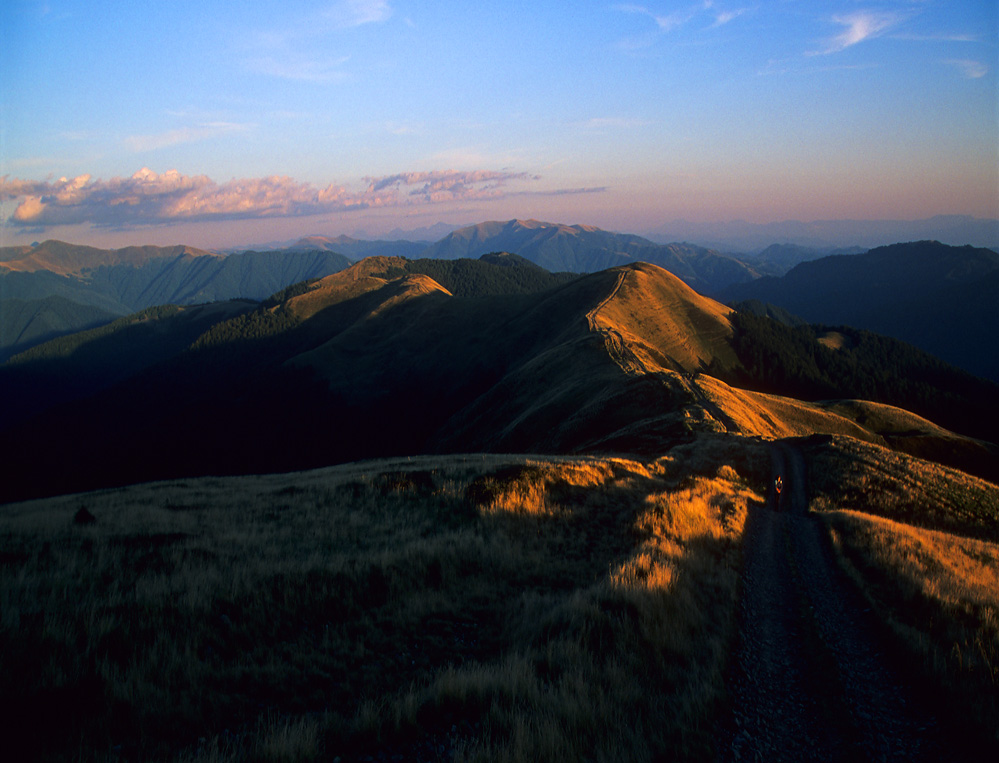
(1, 0, 996, 247)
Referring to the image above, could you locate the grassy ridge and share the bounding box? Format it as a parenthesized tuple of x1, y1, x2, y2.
(822, 510, 999, 748)
(0, 436, 768, 762)
(803, 435, 999, 543)
(803, 435, 999, 748)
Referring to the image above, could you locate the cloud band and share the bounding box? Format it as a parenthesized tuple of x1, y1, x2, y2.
(0, 167, 544, 230)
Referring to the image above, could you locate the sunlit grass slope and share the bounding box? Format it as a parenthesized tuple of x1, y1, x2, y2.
(804, 435, 999, 542)
(689, 374, 996, 481)
(587, 261, 737, 375)
(279, 256, 439, 321)
(801, 435, 999, 747)
(436, 262, 744, 453)
(0, 435, 767, 762)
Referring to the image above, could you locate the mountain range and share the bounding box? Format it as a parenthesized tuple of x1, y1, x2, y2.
(0, 241, 352, 361)
(420, 219, 759, 292)
(646, 215, 999, 252)
(736, 243, 866, 277)
(285, 234, 427, 260)
(2, 223, 997, 398)
(2, 254, 995, 503)
(0, 220, 760, 362)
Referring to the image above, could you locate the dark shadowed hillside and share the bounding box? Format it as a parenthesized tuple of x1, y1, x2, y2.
(720, 241, 999, 381)
(0, 295, 120, 361)
(739, 243, 866, 276)
(0, 300, 257, 431)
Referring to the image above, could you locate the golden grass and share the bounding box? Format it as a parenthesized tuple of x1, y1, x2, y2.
(694, 373, 880, 441)
(801, 434, 999, 745)
(281, 256, 415, 321)
(816, 330, 853, 351)
(819, 400, 955, 438)
(0, 439, 767, 762)
(821, 509, 999, 744)
(804, 435, 999, 542)
(586, 263, 738, 375)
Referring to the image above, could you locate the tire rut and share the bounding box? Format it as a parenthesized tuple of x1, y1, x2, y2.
(718, 441, 944, 762)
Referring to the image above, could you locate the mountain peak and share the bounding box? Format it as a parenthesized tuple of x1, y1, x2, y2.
(420, 220, 756, 293)
(0, 240, 216, 276)
(588, 262, 737, 374)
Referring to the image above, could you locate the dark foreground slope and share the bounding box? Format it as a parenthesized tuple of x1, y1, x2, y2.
(3, 430, 996, 762)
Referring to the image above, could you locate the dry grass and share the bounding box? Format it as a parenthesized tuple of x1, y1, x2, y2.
(0, 438, 767, 762)
(694, 374, 881, 441)
(816, 330, 853, 351)
(821, 509, 999, 745)
(803, 435, 999, 542)
(587, 263, 737, 375)
(802, 434, 999, 745)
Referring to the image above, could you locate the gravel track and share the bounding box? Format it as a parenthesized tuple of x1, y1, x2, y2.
(718, 441, 945, 762)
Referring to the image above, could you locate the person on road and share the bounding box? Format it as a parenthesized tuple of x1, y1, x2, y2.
(774, 475, 783, 509)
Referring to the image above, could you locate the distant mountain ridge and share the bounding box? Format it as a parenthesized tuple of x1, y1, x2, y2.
(0, 240, 217, 275)
(286, 235, 427, 260)
(0, 241, 353, 361)
(740, 243, 867, 276)
(419, 219, 759, 294)
(646, 215, 999, 252)
(721, 240, 999, 381)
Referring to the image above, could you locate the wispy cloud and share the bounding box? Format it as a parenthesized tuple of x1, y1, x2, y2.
(711, 8, 748, 28)
(614, 1, 750, 49)
(324, 0, 392, 29)
(515, 186, 608, 197)
(363, 170, 534, 203)
(944, 59, 989, 79)
(244, 55, 352, 82)
(615, 3, 695, 34)
(0, 167, 544, 229)
(815, 11, 902, 55)
(616, 1, 748, 30)
(124, 122, 250, 152)
(240, 2, 391, 81)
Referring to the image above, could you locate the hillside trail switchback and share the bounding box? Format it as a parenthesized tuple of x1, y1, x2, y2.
(719, 441, 946, 762)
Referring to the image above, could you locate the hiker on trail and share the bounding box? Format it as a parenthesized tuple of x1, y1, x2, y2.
(774, 475, 783, 508)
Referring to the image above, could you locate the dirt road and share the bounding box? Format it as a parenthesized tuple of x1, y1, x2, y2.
(719, 441, 944, 762)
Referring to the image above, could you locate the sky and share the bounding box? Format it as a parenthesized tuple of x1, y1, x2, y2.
(1, 0, 997, 249)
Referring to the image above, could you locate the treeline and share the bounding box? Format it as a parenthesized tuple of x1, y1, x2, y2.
(723, 310, 999, 442)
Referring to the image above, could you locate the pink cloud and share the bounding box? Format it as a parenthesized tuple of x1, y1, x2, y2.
(0, 167, 545, 230)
